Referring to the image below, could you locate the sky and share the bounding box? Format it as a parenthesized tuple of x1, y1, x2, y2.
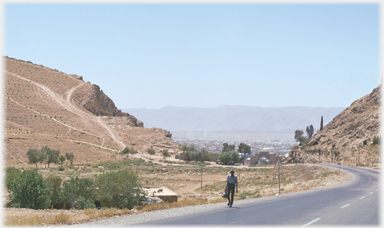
(4, 3, 381, 109)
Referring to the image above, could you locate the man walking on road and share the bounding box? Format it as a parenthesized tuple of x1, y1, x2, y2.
(225, 170, 238, 207)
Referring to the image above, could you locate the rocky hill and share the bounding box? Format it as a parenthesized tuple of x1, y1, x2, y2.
(287, 85, 381, 167)
(4, 56, 180, 167)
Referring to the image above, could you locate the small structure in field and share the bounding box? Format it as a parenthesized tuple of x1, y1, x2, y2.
(143, 186, 178, 203)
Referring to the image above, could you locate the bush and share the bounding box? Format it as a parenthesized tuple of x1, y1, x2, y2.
(62, 177, 94, 209)
(58, 166, 65, 171)
(373, 136, 380, 145)
(9, 170, 51, 209)
(46, 175, 64, 208)
(5, 167, 21, 190)
(218, 151, 239, 165)
(74, 196, 95, 209)
(95, 168, 146, 209)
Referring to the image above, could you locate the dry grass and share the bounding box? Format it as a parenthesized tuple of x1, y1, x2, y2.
(141, 198, 208, 212)
(5, 213, 70, 226)
(208, 198, 228, 204)
(82, 208, 132, 219)
(141, 197, 237, 212)
(4, 208, 133, 226)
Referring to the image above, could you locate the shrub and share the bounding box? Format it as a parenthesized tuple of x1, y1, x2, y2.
(65, 153, 74, 165)
(73, 196, 95, 209)
(9, 170, 51, 209)
(46, 175, 63, 208)
(62, 177, 95, 209)
(373, 136, 380, 145)
(58, 166, 65, 171)
(5, 167, 21, 190)
(218, 151, 239, 165)
(59, 155, 66, 165)
(147, 148, 155, 159)
(95, 168, 146, 209)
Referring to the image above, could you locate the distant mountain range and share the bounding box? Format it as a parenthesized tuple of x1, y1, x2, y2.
(123, 106, 345, 141)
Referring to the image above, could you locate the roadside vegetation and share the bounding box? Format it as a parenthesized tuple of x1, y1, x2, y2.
(4, 145, 345, 226)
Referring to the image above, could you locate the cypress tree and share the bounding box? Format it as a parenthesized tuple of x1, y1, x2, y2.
(320, 116, 324, 131)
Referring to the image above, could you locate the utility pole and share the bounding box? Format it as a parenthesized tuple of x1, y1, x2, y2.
(278, 166, 280, 194)
(274, 161, 283, 195)
(201, 166, 202, 190)
(358, 145, 360, 166)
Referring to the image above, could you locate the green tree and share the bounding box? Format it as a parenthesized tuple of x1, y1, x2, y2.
(59, 155, 66, 165)
(40, 146, 51, 168)
(5, 167, 21, 190)
(191, 151, 202, 162)
(373, 136, 380, 145)
(26, 149, 42, 168)
(218, 151, 239, 165)
(181, 144, 196, 152)
(294, 130, 305, 145)
(46, 175, 64, 209)
(39, 151, 47, 167)
(306, 125, 314, 138)
(121, 147, 130, 159)
(230, 151, 240, 164)
(222, 143, 235, 152)
(147, 148, 155, 159)
(95, 169, 146, 209)
(238, 143, 251, 165)
(218, 151, 231, 165)
(201, 149, 210, 161)
(46, 149, 60, 168)
(65, 153, 74, 165)
(181, 151, 192, 160)
(129, 148, 138, 157)
(162, 151, 170, 160)
(62, 177, 94, 209)
(310, 125, 314, 137)
(208, 153, 219, 163)
(9, 170, 51, 209)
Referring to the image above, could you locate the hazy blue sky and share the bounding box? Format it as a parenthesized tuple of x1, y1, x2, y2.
(5, 3, 380, 109)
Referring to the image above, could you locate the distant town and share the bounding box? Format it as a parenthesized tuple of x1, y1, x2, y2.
(174, 138, 297, 159)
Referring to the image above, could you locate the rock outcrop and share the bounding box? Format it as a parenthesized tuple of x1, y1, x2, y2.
(82, 84, 143, 127)
(286, 85, 381, 167)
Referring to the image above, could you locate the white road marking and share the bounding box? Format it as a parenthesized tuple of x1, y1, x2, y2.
(360, 196, 366, 199)
(370, 192, 373, 194)
(341, 204, 350, 208)
(301, 218, 321, 227)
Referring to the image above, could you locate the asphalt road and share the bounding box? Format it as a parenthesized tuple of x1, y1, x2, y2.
(130, 164, 380, 226)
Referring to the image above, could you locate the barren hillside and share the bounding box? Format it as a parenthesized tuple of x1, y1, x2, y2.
(287, 85, 381, 167)
(4, 56, 180, 167)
